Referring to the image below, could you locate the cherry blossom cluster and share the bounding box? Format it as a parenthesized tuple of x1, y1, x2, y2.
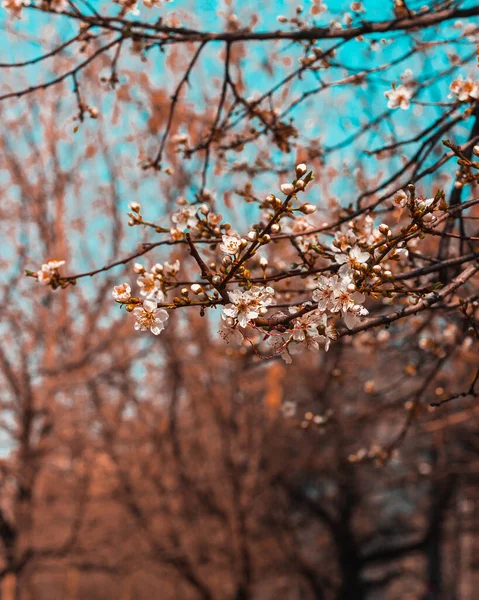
(27, 259, 66, 288)
(28, 159, 453, 362)
(449, 75, 479, 103)
(385, 73, 479, 111)
(2, 0, 69, 17)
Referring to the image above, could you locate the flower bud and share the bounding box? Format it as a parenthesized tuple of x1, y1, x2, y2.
(270, 223, 280, 234)
(259, 256, 268, 268)
(222, 255, 232, 266)
(190, 284, 203, 294)
(199, 203, 210, 215)
(295, 179, 306, 191)
(295, 163, 307, 177)
(129, 202, 141, 213)
(247, 230, 258, 241)
(133, 263, 145, 274)
(473, 145, 479, 157)
(212, 275, 222, 284)
(299, 203, 316, 214)
(378, 223, 390, 235)
(280, 183, 295, 195)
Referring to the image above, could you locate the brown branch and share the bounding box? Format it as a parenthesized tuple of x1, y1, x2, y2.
(430, 367, 479, 408)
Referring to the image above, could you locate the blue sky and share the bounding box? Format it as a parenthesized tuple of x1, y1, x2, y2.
(1, 1, 478, 263)
(1, 0, 478, 278)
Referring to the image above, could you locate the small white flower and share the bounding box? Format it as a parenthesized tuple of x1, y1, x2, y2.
(343, 304, 368, 330)
(449, 76, 479, 102)
(417, 197, 435, 211)
(37, 270, 52, 285)
(171, 205, 198, 230)
(320, 315, 337, 351)
(36, 259, 65, 285)
(112, 283, 131, 302)
(384, 84, 412, 110)
(222, 285, 274, 328)
(137, 272, 162, 299)
(218, 320, 243, 345)
(335, 246, 370, 275)
(133, 299, 169, 335)
(392, 189, 408, 208)
(220, 233, 242, 255)
(313, 275, 339, 312)
(163, 260, 180, 278)
(394, 246, 409, 260)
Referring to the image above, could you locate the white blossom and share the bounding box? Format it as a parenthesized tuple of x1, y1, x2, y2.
(163, 260, 180, 278)
(392, 189, 408, 208)
(384, 85, 412, 110)
(112, 283, 131, 302)
(292, 310, 336, 351)
(335, 245, 370, 275)
(313, 275, 339, 312)
(171, 205, 198, 230)
(220, 233, 242, 255)
(218, 319, 244, 345)
(449, 76, 479, 102)
(137, 272, 164, 301)
(36, 259, 65, 285)
(343, 303, 369, 329)
(133, 299, 169, 335)
(222, 285, 275, 328)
